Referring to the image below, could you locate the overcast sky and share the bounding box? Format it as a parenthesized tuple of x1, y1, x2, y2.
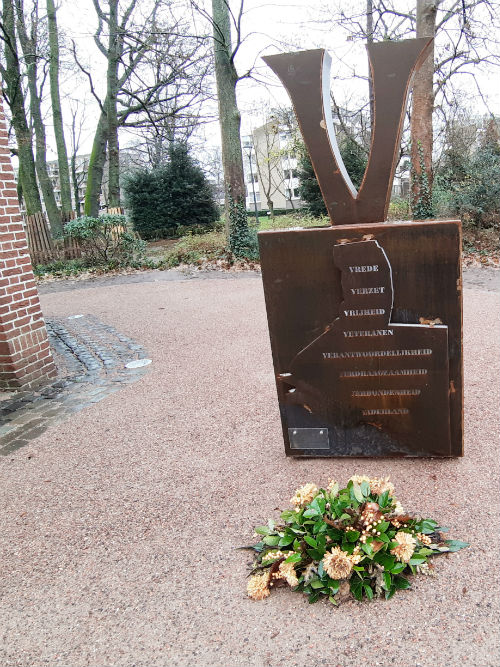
(51, 0, 500, 161)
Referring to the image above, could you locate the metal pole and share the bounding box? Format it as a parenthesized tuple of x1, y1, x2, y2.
(248, 149, 259, 226)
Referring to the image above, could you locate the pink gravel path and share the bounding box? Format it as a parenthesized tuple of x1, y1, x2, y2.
(0, 274, 499, 667)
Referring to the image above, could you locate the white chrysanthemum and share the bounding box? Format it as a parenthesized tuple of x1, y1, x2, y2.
(247, 572, 271, 600)
(390, 531, 416, 563)
(322, 547, 353, 580)
(274, 561, 299, 587)
(369, 476, 395, 497)
(290, 483, 318, 508)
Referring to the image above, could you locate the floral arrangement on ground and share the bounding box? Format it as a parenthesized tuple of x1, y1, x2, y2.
(245, 476, 468, 604)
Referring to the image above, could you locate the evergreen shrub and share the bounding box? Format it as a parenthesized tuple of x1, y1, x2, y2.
(124, 143, 220, 239)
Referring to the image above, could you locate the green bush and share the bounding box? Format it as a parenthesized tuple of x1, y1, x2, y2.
(388, 197, 411, 221)
(124, 143, 220, 240)
(64, 214, 146, 265)
(297, 136, 367, 218)
(163, 231, 227, 267)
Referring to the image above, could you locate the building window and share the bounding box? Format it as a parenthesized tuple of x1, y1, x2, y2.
(293, 188, 300, 199)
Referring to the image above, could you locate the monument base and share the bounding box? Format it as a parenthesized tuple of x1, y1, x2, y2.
(259, 220, 463, 457)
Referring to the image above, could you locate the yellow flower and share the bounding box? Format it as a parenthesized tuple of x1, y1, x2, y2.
(390, 531, 416, 563)
(350, 546, 363, 565)
(349, 475, 371, 486)
(263, 550, 286, 562)
(247, 572, 271, 600)
(322, 547, 353, 579)
(393, 500, 405, 516)
(273, 561, 299, 587)
(290, 483, 318, 508)
(369, 476, 395, 497)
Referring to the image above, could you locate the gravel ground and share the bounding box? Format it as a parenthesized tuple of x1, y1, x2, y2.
(0, 270, 499, 667)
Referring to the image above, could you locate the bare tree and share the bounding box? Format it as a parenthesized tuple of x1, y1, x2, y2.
(0, 0, 41, 214)
(73, 0, 211, 217)
(14, 0, 62, 235)
(46, 0, 71, 218)
(321, 0, 500, 212)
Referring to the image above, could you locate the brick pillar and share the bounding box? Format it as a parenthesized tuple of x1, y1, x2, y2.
(0, 100, 56, 390)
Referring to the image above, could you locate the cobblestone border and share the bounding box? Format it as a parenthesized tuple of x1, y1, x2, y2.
(0, 315, 151, 455)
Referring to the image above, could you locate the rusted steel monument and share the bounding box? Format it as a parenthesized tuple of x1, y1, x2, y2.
(259, 39, 463, 457)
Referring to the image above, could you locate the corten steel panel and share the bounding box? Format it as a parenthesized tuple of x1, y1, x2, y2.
(263, 39, 432, 226)
(258, 220, 463, 457)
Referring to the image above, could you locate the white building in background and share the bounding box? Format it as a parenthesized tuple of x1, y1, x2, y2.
(242, 122, 304, 213)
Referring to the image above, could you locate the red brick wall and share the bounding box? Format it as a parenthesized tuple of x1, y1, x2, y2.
(0, 100, 56, 389)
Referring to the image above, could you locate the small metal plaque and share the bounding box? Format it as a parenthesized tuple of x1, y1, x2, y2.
(288, 427, 330, 450)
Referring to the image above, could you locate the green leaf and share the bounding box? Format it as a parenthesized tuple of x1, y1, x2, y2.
(307, 549, 323, 561)
(361, 480, 371, 497)
(308, 592, 320, 604)
(350, 578, 363, 601)
(280, 510, 296, 521)
(303, 508, 319, 518)
(353, 566, 365, 572)
(385, 586, 396, 600)
(377, 533, 390, 543)
(409, 556, 426, 565)
(340, 513, 351, 521)
(417, 548, 434, 556)
(390, 562, 406, 574)
(268, 519, 275, 531)
(382, 571, 392, 590)
(375, 553, 395, 570)
(263, 535, 280, 546)
(317, 561, 325, 578)
(328, 595, 338, 605)
(419, 519, 438, 534)
(444, 540, 470, 552)
(346, 530, 360, 543)
(363, 583, 374, 600)
(361, 542, 374, 557)
(328, 482, 339, 499)
(309, 496, 326, 515)
(327, 528, 344, 541)
(293, 539, 301, 552)
(278, 535, 295, 547)
(254, 525, 269, 535)
(393, 575, 411, 590)
(285, 552, 302, 563)
(310, 579, 324, 589)
(328, 579, 340, 594)
(352, 482, 364, 503)
(378, 521, 390, 532)
(378, 490, 390, 507)
(304, 535, 318, 548)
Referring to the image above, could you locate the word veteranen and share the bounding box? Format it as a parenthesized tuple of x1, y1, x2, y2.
(343, 329, 394, 337)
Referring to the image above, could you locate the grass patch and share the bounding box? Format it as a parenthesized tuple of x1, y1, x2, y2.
(162, 231, 228, 267)
(255, 212, 330, 231)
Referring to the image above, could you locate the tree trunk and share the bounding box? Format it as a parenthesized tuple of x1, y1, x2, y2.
(84, 109, 108, 217)
(410, 0, 436, 215)
(267, 198, 274, 221)
(366, 0, 374, 137)
(47, 0, 72, 217)
(211, 0, 246, 237)
(1, 0, 41, 214)
(15, 0, 63, 237)
(106, 0, 120, 208)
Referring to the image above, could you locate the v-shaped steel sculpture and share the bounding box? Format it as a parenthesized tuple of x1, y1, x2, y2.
(263, 38, 432, 225)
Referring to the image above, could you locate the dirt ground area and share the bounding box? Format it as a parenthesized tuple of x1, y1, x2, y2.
(0, 269, 498, 667)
